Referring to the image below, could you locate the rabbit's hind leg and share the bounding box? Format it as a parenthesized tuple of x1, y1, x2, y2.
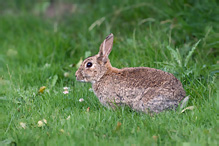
(143, 95, 179, 113)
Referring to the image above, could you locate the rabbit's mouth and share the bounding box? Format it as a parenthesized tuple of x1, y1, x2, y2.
(76, 76, 95, 84)
(75, 75, 86, 82)
(76, 75, 88, 82)
(75, 69, 86, 82)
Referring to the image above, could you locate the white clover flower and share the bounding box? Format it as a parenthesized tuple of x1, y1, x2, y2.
(79, 98, 84, 102)
(63, 90, 69, 94)
(20, 122, 26, 129)
(64, 72, 70, 77)
(63, 87, 69, 90)
(38, 120, 44, 127)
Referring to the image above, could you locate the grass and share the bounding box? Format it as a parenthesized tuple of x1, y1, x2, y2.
(0, 0, 218, 145)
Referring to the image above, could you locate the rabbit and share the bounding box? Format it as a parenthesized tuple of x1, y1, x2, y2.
(75, 33, 186, 113)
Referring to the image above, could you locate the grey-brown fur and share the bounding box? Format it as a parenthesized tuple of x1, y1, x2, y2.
(75, 33, 186, 113)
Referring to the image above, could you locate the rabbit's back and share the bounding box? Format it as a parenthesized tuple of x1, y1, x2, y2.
(92, 67, 186, 113)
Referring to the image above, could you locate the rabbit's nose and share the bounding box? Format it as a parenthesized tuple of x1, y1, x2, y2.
(75, 70, 80, 78)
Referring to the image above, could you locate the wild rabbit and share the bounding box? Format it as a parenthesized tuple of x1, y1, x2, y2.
(75, 33, 186, 113)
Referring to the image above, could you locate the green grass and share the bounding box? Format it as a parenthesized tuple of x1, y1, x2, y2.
(0, 0, 218, 145)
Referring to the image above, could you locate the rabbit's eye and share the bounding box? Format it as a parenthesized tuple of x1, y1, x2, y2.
(86, 62, 93, 68)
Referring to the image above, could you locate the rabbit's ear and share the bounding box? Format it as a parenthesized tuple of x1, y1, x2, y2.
(98, 33, 114, 63)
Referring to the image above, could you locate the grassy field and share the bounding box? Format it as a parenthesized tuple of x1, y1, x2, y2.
(0, 0, 218, 145)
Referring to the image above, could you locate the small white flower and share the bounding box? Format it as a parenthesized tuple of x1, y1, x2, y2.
(63, 87, 69, 90)
(66, 115, 71, 120)
(63, 90, 69, 94)
(79, 98, 84, 102)
(38, 120, 44, 127)
(64, 72, 70, 77)
(20, 122, 26, 129)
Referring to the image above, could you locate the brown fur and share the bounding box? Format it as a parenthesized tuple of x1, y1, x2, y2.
(75, 33, 186, 113)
